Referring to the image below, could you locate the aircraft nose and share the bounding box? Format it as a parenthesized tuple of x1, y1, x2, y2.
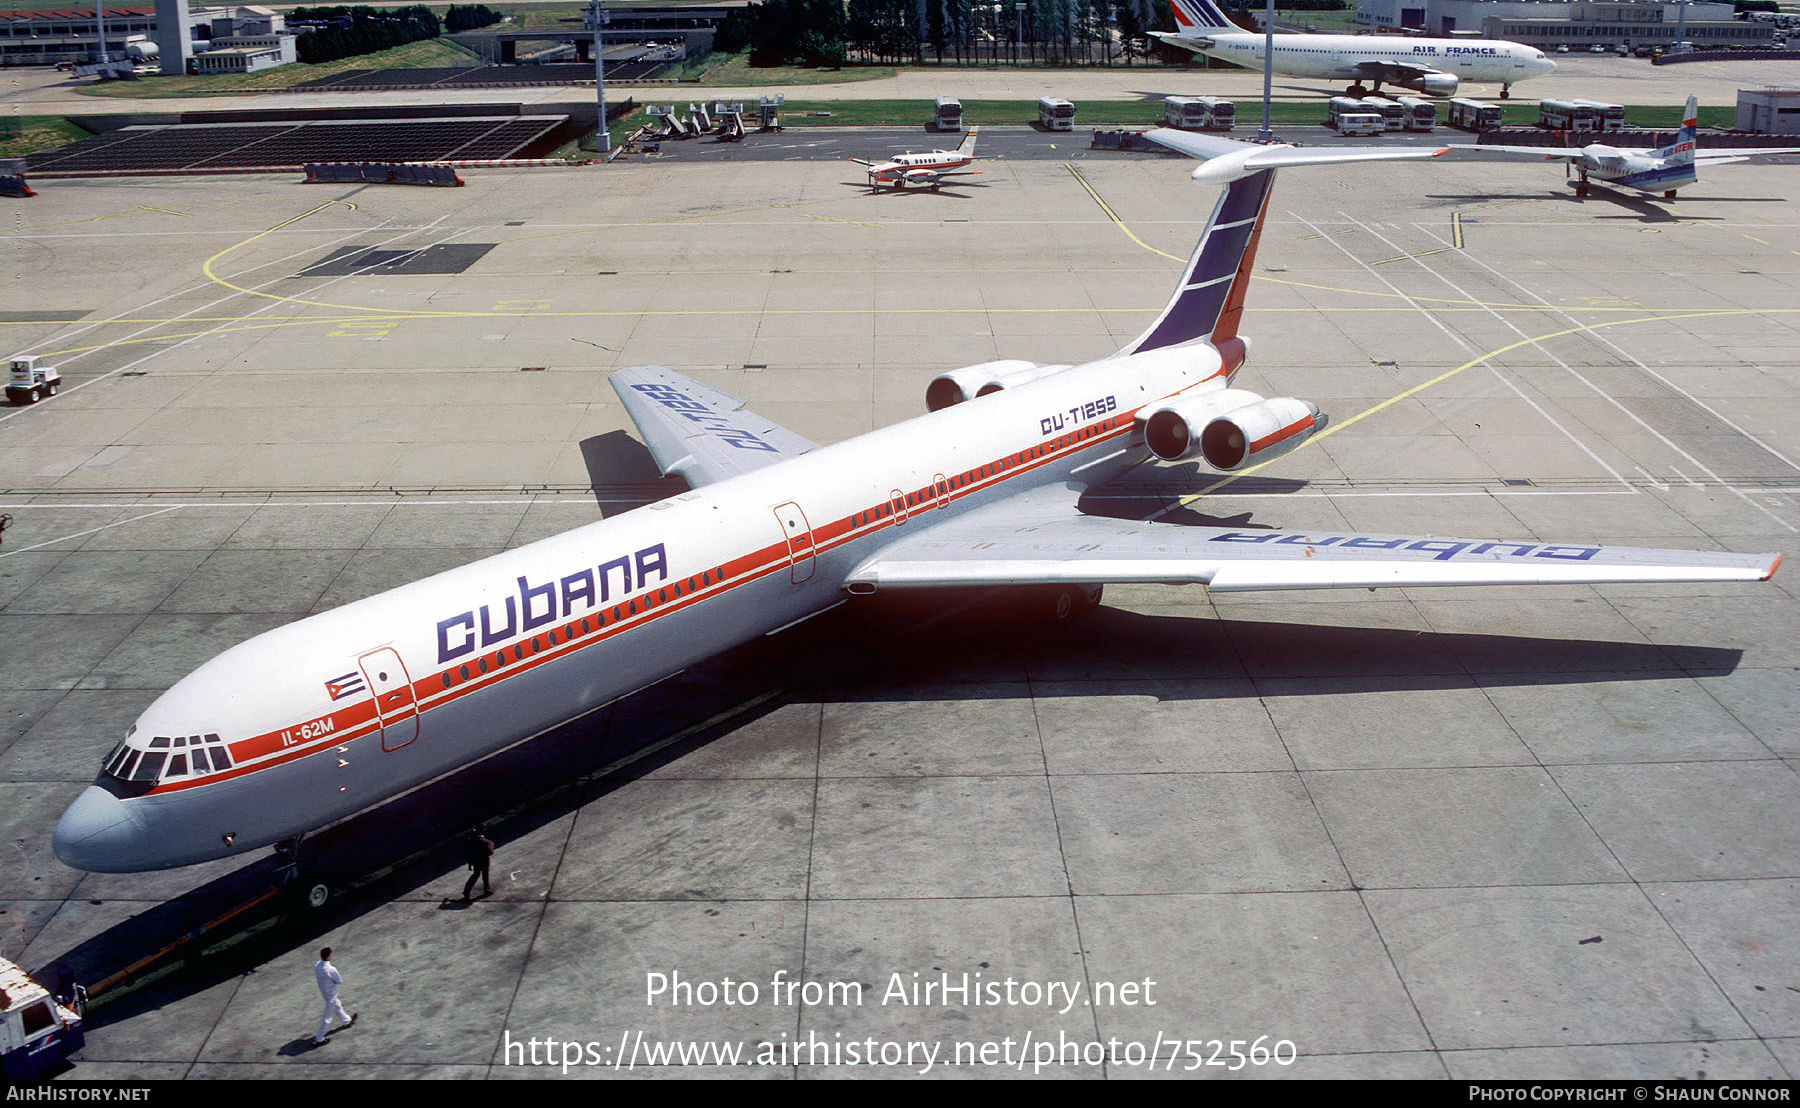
(53, 786, 147, 872)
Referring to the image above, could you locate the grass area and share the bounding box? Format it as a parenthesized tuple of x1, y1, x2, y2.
(74, 36, 480, 97)
(1635, 105, 1735, 130)
(0, 115, 93, 158)
(495, 1, 592, 32)
(492, 0, 717, 32)
(693, 54, 896, 87)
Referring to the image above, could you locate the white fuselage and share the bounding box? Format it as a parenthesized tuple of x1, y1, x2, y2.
(1175, 31, 1553, 90)
(1578, 147, 1698, 194)
(869, 151, 972, 183)
(53, 344, 1229, 872)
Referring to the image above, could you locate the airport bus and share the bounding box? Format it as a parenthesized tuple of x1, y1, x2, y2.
(1037, 97, 1075, 131)
(1359, 96, 1408, 132)
(1538, 98, 1599, 132)
(1325, 96, 1363, 127)
(1571, 98, 1626, 132)
(1446, 97, 1505, 131)
(1327, 98, 1384, 136)
(1162, 95, 1234, 131)
(935, 96, 962, 132)
(1394, 95, 1437, 132)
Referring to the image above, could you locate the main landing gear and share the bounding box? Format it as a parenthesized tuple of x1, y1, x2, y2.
(275, 837, 332, 910)
(1044, 584, 1104, 623)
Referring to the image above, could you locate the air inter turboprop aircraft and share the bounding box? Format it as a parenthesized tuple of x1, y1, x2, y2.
(1153, 0, 1554, 99)
(1457, 96, 1798, 198)
(852, 127, 979, 190)
(54, 132, 1782, 879)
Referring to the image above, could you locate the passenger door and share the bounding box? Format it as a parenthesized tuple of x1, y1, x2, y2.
(358, 647, 420, 752)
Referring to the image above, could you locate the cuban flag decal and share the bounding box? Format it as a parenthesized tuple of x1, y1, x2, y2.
(325, 672, 367, 701)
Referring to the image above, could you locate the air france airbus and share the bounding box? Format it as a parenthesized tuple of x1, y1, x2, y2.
(1154, 0, 1555, 99)
(53, 133, 1780, 878)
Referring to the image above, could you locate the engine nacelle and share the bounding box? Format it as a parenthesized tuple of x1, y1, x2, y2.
(925, 359, 1066, 411)
(1139, 388, 1267, 462)
(1199, 397, 1327, 471)
(1397, 71, 1459, 97)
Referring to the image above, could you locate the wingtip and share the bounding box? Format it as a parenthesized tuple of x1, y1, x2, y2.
(1764, 553, 1783, 580)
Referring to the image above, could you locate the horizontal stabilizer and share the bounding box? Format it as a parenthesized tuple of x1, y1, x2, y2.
(1143, 129, 1450, 184)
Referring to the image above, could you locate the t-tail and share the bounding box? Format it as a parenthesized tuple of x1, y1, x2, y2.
(1115, 165, 1273, 375)
(1092, 132, 1457, 473)
(1116, 131, 1453, 375)
(1651, 95, 1700, 165)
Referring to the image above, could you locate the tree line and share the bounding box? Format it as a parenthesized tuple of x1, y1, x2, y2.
(287, 5, 442, 65)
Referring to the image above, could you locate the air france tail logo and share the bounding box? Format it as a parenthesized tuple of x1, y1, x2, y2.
(435, 543, 671, 665)
(325, 672, 366, 701)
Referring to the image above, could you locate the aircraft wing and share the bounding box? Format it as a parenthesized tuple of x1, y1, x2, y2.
(1453, 145, 1589, 163)
(1695, 149, 1800, 164)
(845, 486, 1779, 593)
(1347, 58, 1449, 83)
(610, 365, 819, 487)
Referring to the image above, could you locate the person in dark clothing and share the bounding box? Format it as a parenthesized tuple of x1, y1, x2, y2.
(461, 830, 494, 902)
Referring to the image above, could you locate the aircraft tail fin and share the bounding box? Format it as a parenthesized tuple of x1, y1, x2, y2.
(1651, 95, 1700, 165)
(959, 126, 979, 157)
(1167, 0, 1238, 32)
(1116, 163, 1274, 358)
(1118, 132, 1450, 359)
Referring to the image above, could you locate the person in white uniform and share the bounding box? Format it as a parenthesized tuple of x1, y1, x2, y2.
(313, 947, 358, 1044)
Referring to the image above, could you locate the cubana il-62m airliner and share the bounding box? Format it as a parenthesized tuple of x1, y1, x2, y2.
(1154, 0, 1555, 99)
(53, 133, 1780, 881)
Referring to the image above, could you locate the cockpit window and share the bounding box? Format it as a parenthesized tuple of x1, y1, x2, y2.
(103, 732, 229, 784)
(131, 752, 166, 781)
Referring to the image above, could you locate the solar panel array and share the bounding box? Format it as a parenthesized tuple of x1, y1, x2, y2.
(27, 117, 567, 174)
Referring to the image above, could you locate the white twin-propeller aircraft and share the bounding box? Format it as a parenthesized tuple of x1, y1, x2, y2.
(1459, 96, 1799, 198)
(1153, 0, 1555, 99)
(852, 127, 979, 190)
(53, 132, 1780, 880)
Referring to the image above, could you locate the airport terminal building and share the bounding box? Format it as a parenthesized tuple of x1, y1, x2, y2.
(0, 3, 295, 73)
(1354, 0, 1776, 50)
